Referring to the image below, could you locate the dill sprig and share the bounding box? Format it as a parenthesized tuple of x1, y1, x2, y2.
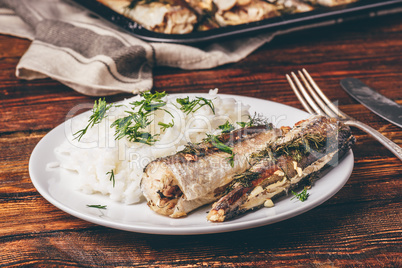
(206, 133, 235, 167)
(158, 120, 174, 131)
(291, 188, 309, 202)
(237, 113, 270, 128)
(274, 133, 326, 162)
(107, 169, 115, 187)
(74, 91, 174, 146)
(74, 98, 113, 141)
(110, 91, 173, 145)
(86, 204, 107, 209)
(111, 111, 159, 144)
(219, 121, 235, 134)
(176, 96, 215, 115)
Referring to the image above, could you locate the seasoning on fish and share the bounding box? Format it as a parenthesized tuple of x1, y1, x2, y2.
(141, 124, 282, 218)
(207, 115, 355, 222)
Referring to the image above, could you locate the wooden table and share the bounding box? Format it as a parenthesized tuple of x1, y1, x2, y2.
(1, 12, 401, 267)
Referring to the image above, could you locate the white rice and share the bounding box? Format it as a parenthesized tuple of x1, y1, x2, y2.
(54, 89, 251, 204)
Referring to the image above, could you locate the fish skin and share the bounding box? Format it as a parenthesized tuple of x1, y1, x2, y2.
(141, 125, 282, 218)
(207, 115, 356, 222)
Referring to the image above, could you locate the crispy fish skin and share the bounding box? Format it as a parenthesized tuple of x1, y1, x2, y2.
(141, 125, 282, 218)
(207, 116, 355, 222)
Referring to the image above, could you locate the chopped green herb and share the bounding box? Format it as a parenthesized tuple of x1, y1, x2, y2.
(87, 204, 107, 209)
(110, 91, 171, 145)
(74, 98, 113, 141)
(131, 91, 168, 113)
(218, 121, 235, 134)
(111, 111, 158, 144)
(291, 188, 309, 202)
(206, 134, 235, 167)
(158, 120, 174, 131)
(206, 134, 233, 155)
(107, 169, 115, 187)
(176, 96, 215, 115)
(274, 133, 326, 162)
(226, 153, 236, 167)
(237, 113, 271, 128)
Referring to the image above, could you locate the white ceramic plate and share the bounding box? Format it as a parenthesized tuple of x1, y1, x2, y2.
(29, 94, 354, 235)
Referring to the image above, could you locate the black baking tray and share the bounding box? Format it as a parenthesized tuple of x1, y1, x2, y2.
(70, 0, 402, 44)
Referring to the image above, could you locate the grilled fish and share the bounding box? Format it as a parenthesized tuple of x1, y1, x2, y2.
(141, 125, 282, 218)
(207, 115, 355, 222)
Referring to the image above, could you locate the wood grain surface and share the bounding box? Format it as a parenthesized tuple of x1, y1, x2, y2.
(1, 11, 401, 267)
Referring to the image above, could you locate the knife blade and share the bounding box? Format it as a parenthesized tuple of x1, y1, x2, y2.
(340, 78, 402, 128)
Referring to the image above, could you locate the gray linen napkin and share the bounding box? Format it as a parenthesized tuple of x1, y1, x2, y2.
(0, 0, 332, 96)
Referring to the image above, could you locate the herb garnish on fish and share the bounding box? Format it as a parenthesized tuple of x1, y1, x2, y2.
(223, 170, 261, 195)
(206, 133, 236, 167)
(218, 121, 235, 133)
(274, 133, 326, 162)
(291, 188, 309, 202)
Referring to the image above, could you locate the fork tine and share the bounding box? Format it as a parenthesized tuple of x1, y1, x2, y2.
(289, 72, 325, 115)
(286, 74, 315, 114)
(301, 69, 348, 119)
(297, 70, 337, 118)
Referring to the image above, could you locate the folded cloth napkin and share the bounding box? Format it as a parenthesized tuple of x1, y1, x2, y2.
(0, 0, 332, 96)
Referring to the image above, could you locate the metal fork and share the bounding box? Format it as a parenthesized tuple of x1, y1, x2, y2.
(286, 69, 402, 161)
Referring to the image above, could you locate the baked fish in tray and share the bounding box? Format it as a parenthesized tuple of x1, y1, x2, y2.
(141, 115, 355, 221)
(72, 0, 402, 43)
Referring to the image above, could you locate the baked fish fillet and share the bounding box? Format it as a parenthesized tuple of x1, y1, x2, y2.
(141, 125, 282, 218)
(304, 0, 358, 7)
(98, 0, 198, 34)
(207, 115, 355, 222)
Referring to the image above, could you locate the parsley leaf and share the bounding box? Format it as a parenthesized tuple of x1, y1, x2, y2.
(176, 96, 215, 115)
(291, 188, 309, 202)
